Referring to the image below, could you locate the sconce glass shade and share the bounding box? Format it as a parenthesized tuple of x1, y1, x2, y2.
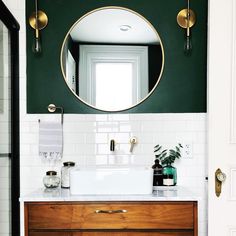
(184, 35, 192, 56)
(32, 36, 42, 54)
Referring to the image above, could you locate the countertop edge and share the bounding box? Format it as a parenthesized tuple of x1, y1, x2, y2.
(19, 186, 202, 202)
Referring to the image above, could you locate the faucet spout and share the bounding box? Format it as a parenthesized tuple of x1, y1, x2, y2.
(110, 139, 115, 151)
(129, 137, 137, 152)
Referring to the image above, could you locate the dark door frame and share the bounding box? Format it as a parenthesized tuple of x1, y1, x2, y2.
(0, 0, 20, 235)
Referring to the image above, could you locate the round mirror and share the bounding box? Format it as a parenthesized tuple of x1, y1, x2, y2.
(61, 7, 164, 111)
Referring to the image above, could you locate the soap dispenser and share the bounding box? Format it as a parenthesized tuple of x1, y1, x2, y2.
(152, 159, 163, 187)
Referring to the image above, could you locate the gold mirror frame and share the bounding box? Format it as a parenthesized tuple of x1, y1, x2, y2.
(60, 6, 165, 112)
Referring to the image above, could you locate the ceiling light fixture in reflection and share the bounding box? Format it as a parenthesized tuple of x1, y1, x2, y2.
(119, 25, 132, 32)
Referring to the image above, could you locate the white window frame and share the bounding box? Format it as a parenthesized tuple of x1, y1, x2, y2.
(79, 45, 148, 107)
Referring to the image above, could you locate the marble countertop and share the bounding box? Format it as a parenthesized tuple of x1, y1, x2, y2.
(20, 186, 200, 202)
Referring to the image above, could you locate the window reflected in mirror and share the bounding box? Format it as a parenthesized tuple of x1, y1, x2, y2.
(95, 62, 134, 111)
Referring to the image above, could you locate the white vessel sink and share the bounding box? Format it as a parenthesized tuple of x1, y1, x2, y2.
(70, 167, 153, 195)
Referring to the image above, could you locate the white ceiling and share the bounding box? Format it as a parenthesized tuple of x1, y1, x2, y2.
(70, 8, 160, 44)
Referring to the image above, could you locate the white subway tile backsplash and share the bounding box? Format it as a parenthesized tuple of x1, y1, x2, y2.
(18, 112, 207, 199)
(141, 120, 164, 132)
(0, 186, 10, 201)
(0, 223, 10, 234)
(119, 121, 141, 132)
(193, 143, 207, 155)
(75, 143, 97, 156)
(64, 115, 86, 122)
(64, 133, 85, 144)
(97, 143, 110, 155)
(20, 133, 38, 144)
(0, 159, 9, 167)
(94, 155, 109, 165)
(130, 154, 153, 166)
(134, 132, 153, 143)
(63, 144, 77, 155)
(108, 132, 130, 143)
(86, 114, 107, 122)
(0, 179, 10, 191)
(186, 120, 206, 132)
(97, 121, 119, 132)
(0, 200, 10, 212)
(86, 133, 107, 144)
(162, 120, 187, 132)
(20, 144, 30, 155)
(108, 114, 130, 121)
(19, 113, 207, 194)
(108, 155, 130, 165)
(0, 168, 9, 179)
(29, 144, 39, 155)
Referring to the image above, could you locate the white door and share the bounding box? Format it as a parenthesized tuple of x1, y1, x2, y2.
(208, 0, 236, 235)
(66, 51, 76, 92)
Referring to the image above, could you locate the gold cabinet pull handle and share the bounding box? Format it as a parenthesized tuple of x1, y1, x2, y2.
(95, 209, 127, 214)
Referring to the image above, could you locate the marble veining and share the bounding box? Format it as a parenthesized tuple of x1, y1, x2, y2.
(20, 186, 200, 202)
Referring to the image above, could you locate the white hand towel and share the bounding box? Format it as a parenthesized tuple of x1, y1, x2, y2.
(39, 121, 63, 160)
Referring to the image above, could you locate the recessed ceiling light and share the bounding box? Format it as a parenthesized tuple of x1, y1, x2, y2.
(119, 25, 132, 32)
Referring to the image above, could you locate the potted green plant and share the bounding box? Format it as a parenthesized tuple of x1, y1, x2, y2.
(154, 143, 183, 186)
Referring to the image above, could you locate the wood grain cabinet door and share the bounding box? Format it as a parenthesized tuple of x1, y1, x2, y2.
(29, 232, 193, 236)
(25, 201, 197, 236)
(72, 232, 193, 236)
(30, 232, 71, 236)
(27, 202, 195, 230)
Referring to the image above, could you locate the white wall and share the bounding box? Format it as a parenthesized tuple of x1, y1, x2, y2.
(2, 1, 207, 236)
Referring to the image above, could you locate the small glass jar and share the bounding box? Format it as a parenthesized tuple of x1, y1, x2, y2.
(61, 161, 75, 188)
(43, 171, 60, 188)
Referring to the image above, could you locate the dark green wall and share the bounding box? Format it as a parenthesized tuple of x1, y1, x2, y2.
(26, 0, 207, 114)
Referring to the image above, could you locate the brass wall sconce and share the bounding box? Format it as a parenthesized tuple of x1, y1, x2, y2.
(177, 0, 196, 56)
(29, 0, 48, 54)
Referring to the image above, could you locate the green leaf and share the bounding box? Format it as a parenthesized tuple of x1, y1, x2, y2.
(161, 149, 167, 154)
(155, 154, 162, 158)
(161, 152, 167, 158)
(176, 152, 181, 157)
(154, 145, 162, 152)
(178, 143, 183, 148)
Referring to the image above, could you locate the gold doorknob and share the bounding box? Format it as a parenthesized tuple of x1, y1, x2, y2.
(215, 168, 226, 197)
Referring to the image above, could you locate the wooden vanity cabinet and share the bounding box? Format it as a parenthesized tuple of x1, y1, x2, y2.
(30, 233, 193, 236)
(24, 202, 198, 236)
